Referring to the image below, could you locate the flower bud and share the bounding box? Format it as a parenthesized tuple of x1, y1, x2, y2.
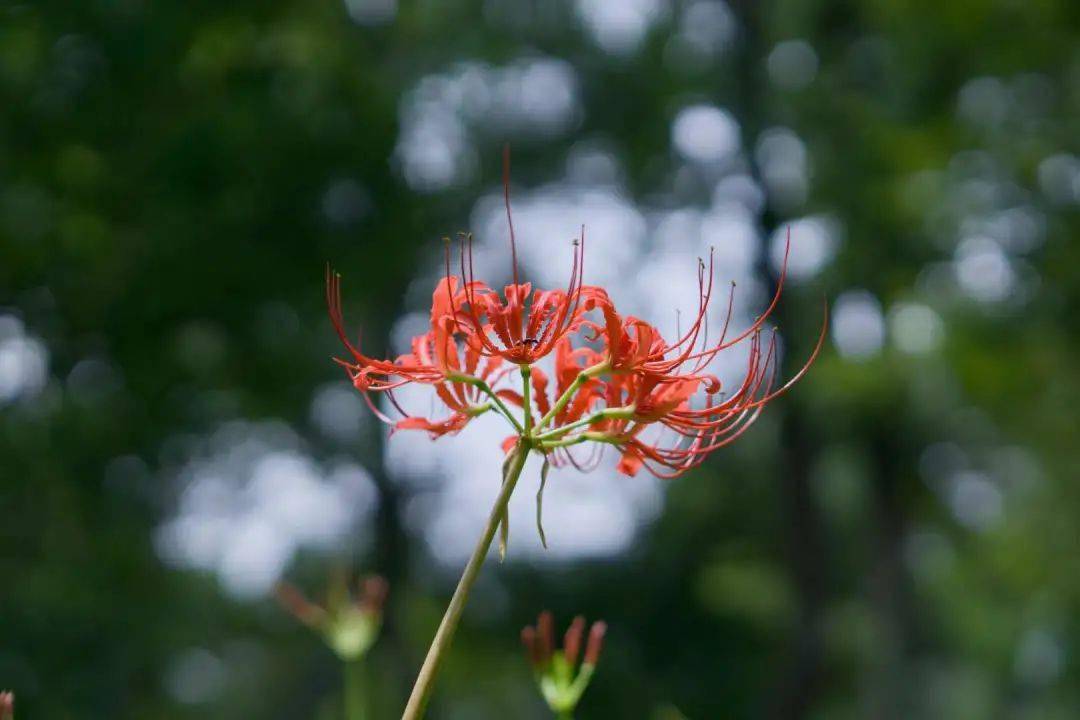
(276, 572, 388, 662)
(520, 612, 606, 716)
(584, 621, 607, 666)
(563, 615, 586, 667)
(537, 611, 554, 666)
(276, 582, 327, 628)
(520, 626, 542, 669)
(359, 575, 389, 616)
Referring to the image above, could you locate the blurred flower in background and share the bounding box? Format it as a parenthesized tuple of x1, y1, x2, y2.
(277, 573, 389, 661)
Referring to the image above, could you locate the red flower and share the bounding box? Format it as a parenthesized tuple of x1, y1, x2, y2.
(580, 287, 666, 373)
(576, 323, 825, 478)
(329, 269, 510, 437)
(327, 176, 824, 479)
(444, 232, 590, 366)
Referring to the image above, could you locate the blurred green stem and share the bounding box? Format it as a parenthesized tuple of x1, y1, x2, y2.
(344, 658, 370, 720)
(555, 712, 574, 720)
(402, 444, 530, 719)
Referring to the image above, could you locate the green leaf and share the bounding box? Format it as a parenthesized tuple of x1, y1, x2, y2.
(536, 455, 550, 549)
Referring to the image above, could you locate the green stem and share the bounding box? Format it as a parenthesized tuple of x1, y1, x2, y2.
(532, 406, 636, 442)
(473, 379, 524, 434)
(344, 658, 369, 720)
(556, 711, 574, 720)
(536, 361, 609, 430)
(539, 432, 620, 451)
(402, 444, 531, 719)
(521, 365, 533, 435)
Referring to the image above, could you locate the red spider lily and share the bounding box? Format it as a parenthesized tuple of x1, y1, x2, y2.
(428, 148, 592, 367)
(327, 158, 823, 480)
(391, 323, 507, 439)
(327, 267, 445, 390)
(542, 309, 826, 478)
(584, 242, 788, 384)
(443, 232, 589, 368)
(498, 339, 603, 430)
(328, 269, 511, 437)
(447, 246, 590, 365)
(386, 152, 826, 720)
(580, 287, 666, 373)
(327, 241, 823, 478)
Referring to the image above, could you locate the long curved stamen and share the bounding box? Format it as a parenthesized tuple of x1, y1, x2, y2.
(657, 250, 716, 362)
(503, 143, 520, 288)
(690, 281, 736, 374)
(536, 232, 584, 357)
(326, 265, 366, 363)
(458, 234, 500, 356)
(690, 229, 791, 358)
(561, 227, 587, 335)
(443, 237, 472, 341)
(645, 232, 790, 377)
(361, 390, 398, 425)
(736, 299, 828, 408)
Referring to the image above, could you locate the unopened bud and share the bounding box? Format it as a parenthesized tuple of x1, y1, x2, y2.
(584, 621, 607, 666)
(277, 573, 388, 662)
(359, 575, 389, 616)
(0, 691, 13, 720)
(537, 611, 554, 666)
(521, 626, 542, 668)
(563, 615, 586, 667)
(275, 582, 326, 628)
(521, 614, 607, 716)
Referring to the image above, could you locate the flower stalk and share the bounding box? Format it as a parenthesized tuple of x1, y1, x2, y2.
(276, 573, 388, 720)
(344, 658, 370, 720)
(536, 361, 609, 430)
(401, 442, 530, 720)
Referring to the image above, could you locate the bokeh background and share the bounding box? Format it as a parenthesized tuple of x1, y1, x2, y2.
(3, 0, 1080, 717)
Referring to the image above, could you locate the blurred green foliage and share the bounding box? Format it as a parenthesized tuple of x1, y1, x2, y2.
(2, 0, 1080, 718)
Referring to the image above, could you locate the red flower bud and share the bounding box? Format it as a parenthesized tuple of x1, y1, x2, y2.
(521, 626, 542, 669)
(275, 582, 325, 628)
(359, 574, 389, 616)
(563, 615, 586, 667)
(584, 621, 607, 666)
(537, 611, 555, 666)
